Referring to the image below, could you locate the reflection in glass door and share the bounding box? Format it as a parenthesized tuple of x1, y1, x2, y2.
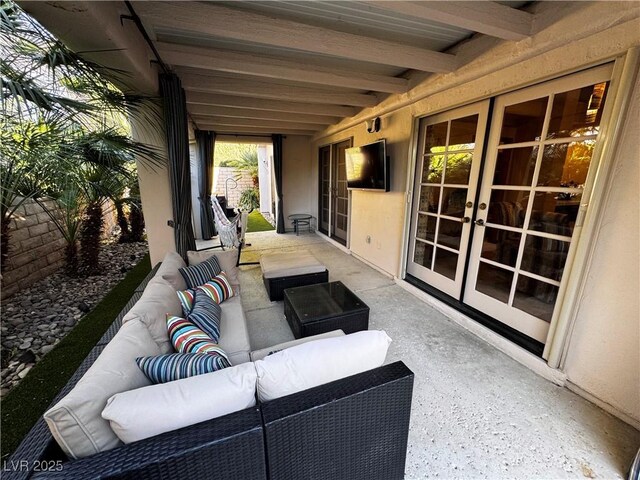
(464, 67, 611, 343)
(407, 101, 489, 298)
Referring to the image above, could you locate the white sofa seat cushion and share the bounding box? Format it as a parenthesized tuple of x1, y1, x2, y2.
(155, 251, 187, 291)
(260, 251, 326, 279)
(218, 295, 251, 365)
(44, 320, 162, 459)
(254, 330, 391, 402)
(122, 277, 181, 353)
(102, 363, 257, 444)
(250, 330, 345, 362)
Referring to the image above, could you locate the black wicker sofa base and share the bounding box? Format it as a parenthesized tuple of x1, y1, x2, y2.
(263, 269, 329, 301)
(6, 264, 415, 480)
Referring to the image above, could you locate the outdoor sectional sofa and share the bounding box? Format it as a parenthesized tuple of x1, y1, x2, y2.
(5, 251, 414, 480)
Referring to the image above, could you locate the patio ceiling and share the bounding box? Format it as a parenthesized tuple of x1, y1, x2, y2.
(130, 1, 533, 135)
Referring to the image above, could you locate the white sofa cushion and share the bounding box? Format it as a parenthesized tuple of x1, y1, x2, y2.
(260, 251, 326, 279)
(44, 320, 162, 459)
(218, 296, 251, 365)
(102, 362, 257, 444)
(155, 251, 187, 291)
(250, 330, 345, 362)
(122, 277, 181, 353)
(187, 249, 240, 290)
(254, 330, 391, 402)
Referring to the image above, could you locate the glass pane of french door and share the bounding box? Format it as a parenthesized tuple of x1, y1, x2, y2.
(318, 146, 331, 234)
(464, 66, 611, 343)
(407, 101, 489, 298)
(332, 140, 351, 244)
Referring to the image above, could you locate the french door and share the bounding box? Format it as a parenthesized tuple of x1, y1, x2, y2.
(408, 65, 612, 345)
(407, 101, 489, 298)
(318, 139, 351, 245)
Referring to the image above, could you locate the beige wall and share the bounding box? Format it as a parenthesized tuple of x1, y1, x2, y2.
(311, 1, 640, 424)
(281, 135, 314, 229)
(313, 110, 412, 274)
(130, 109, 175, 267)
(563, 76, 640, 426)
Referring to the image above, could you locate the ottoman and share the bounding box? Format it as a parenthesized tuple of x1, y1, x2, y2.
(261, 251, 328, 301)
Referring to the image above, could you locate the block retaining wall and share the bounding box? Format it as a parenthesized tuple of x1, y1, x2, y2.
(1, 199, 118, 300)
(1, 198, 66, 299)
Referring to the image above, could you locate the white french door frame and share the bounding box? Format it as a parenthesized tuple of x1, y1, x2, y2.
(406, 101, 490, 298)
(464, 63, 615, 344)
(318, 138, 353, 248)
(400, 51, 638, 360)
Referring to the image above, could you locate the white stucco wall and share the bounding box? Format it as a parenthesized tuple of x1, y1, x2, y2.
(562, 76, 640, 426)
(281, 136, 314, 228)
(258, 145, 273, 214)
(130, 111, 176, 266)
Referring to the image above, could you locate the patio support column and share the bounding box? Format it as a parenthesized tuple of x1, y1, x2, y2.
(272, 134, 285, 233)
(195, 129, 217, 240)
(159, 72, 196, 258)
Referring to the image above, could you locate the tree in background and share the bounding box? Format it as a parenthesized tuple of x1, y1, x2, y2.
(0, 1, 161, 275)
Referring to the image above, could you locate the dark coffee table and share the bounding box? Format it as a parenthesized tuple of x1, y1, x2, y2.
(283, 281, 370, 339)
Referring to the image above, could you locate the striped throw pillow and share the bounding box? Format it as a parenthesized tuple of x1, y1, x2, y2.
(167, 315, 228, 357)
(198, 271, 235, 304)
(176, 288, 195, 316)
(136, 353, 230, 384)
(187, 290, 223, 342)
(178, 255, 222, 289)
(176, 271, 235, 313)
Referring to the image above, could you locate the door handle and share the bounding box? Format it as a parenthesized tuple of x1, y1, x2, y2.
(475, 219, 485, 226)
(460, 216, 471, 223)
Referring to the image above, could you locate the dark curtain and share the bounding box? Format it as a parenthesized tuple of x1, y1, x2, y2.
(272, 134, 285, 233)
(195, 129, 216, 240)
(159, 73, 196, 258)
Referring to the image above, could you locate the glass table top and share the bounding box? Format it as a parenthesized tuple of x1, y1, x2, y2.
(284, 281, 368, 323)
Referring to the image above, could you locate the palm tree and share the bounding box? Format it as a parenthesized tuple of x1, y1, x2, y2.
(1, 0, 162, 274)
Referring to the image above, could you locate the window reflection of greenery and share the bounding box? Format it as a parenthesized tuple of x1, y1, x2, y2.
(426, 144, 474, 184)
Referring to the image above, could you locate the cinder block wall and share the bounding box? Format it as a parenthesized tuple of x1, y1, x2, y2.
(213, 167, 255, 208)
(1, 198, 66, 299)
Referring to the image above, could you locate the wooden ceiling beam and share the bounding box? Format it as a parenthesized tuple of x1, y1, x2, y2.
(186, 92, 358, 117)
(136, 2, 458, 72)
(195, 125, 317, 136)
(372, 1, 533, 41)
(192, 116, 323, 131)
(187, 104, 339, 125)
(157, 42, 408, 94)
(179, 72, 378, 107)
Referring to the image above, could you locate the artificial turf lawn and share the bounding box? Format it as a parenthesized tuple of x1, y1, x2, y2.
(0, 253, 151, 460)
(246, 210, 275, 233)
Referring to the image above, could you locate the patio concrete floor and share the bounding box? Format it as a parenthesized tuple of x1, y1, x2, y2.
(229, 230, 639, 479)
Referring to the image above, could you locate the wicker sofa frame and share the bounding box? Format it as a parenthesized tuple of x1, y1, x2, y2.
(5, 263, 414, 480)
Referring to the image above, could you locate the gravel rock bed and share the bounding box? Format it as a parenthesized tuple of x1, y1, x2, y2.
(0, 241, 149, 396)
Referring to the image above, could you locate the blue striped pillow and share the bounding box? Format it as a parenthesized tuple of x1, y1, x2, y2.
(136, 353, 230, 384)
(188, 290, 223, 342)
(179, 255, 222, 289)
(167, 315, 229, 358)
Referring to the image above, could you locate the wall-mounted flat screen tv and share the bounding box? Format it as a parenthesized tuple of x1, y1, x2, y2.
(345, 140, 390, 191)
